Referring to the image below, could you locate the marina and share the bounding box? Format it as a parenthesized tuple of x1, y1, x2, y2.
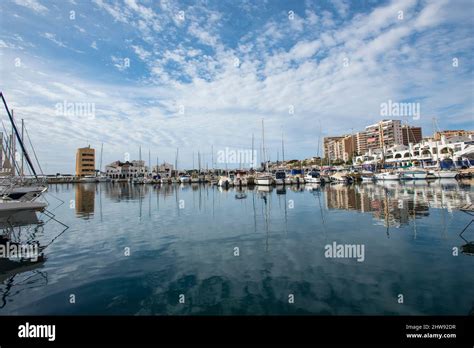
(0, 91, 473, 316)
(1, 0, 473, 343)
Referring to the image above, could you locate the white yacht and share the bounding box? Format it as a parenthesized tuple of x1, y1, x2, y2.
(374, 172, 400, 181)
(433, 170, 458, 179)
(255, 174, 274, 186)
(180, 175, 191, 183)
(330, 172, 351, 183)
(304, 172, 321, 184)
(274, 170, 286, 185)
(399, 170, 428, 180)
(218, 176, 231, 187)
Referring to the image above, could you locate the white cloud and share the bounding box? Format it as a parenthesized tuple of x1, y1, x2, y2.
(41, 32, 67, 48)
(332, 0, 350, 18)
(0, 0, 472, 173)
(188, 22, 218, 48)
(13, 0, 48, 14)
(288, 40, 320, 60)
(92, 0, 128, 24)
(131, 44, 151, 61)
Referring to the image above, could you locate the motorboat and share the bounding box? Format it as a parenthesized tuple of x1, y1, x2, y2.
(304, 171, 321, 184)
(399, 170, 428, 180)
(433, 170, 458, 179)
(255, 174, 274, 186)
(330, 172, 351, 183)
(374, 171, 400, 181)
(274, 170, 286, 185)
(180, 175, 191, 183)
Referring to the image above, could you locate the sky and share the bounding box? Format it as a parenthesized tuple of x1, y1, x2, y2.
(0, 0, 473, 174)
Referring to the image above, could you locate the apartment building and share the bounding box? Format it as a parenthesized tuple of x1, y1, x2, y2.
(402, 125, 423, 145)
(365, 120, 403, 151)
(75, 146, 95, 177)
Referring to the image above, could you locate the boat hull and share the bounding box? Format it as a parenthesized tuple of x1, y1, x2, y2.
(375, 173, 400, 181)
(400, 172, 428, 180)
(255, 178, 273, 186)
(304, 177, 321, 184)
(435, 171, 458, 179)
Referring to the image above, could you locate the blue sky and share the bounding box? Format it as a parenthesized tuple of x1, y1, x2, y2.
(0, 0, 473, 173)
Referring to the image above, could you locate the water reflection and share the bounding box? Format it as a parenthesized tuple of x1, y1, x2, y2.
(0, 205, 69, 309)
(0, 181, 472, 315)
(326, 181, 471, 229)
(75, 183, 95, 218)
(0, 210, 48, 308)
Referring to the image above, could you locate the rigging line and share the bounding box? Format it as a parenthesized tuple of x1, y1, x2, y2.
(0, 120, 21, 175)
(0, 93, 37, 177)
(44, 191, 66, 208)
(40, 210, 70, 250)
(24, 124, 44, 175)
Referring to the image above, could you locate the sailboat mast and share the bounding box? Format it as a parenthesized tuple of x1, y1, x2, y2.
(211, 145, 214, 171)
(100, 142, 103, 175)
(251, 133, 254, 168)
(175, 147, 179, 176)
(21, 118, 24, 176)
(261, 118, 266, 171)
(198, 151, 201, 172)
(317, 120, 322, 159)
(11, 109, 15, 175)
(281, 131, 285, 163)
(0, 93, 38, 177)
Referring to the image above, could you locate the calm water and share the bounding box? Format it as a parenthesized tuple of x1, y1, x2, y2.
(0, 180, 473, 315)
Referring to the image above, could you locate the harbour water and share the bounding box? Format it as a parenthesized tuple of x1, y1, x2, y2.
(0, 180, 473, 315)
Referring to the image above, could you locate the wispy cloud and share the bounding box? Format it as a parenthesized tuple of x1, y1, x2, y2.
(0, 0, 472, 173)
(41, 32, 67, 48)
(13, 0, 48, 14)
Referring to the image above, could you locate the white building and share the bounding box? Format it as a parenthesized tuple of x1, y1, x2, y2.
(152, 162, 174, 175)
(105, 160, 149, 179)
(354, 134, 474, 168)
